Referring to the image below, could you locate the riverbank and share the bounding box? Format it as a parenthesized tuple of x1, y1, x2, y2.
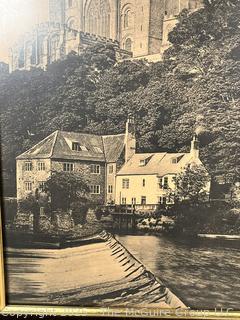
(5, 231, 185, 309)
(133, 200, 240, 237)
(198, 234, 240, 240)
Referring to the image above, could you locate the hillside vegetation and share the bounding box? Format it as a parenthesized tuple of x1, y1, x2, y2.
(1, 0, 239, 195)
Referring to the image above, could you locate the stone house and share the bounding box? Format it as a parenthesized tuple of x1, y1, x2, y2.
(16, 118, 136, 204)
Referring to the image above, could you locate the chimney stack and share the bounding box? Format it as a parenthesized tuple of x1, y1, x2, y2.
(190, 134, 200, 160)
(125, 115, 136, 162)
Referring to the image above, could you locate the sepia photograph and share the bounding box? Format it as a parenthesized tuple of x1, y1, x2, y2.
(0, 0, 239, 317)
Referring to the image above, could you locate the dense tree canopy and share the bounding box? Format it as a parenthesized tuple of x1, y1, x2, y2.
(0, 0, 239, 196)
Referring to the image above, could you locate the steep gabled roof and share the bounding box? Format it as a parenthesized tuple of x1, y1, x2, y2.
(117, 152, 191, 176)
(17, 130, 126, 163)
(16, 131, 58, 160)
(102, 134, 125, 162)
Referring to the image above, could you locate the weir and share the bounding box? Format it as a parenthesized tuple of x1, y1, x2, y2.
(5, 230, 186, 308)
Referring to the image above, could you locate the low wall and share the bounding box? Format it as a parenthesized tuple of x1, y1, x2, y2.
(13, 210, 74, 233)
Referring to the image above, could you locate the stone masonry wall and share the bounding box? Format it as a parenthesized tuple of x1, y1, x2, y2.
(17, 159, 51, 200)
(51, 159, 106, 205)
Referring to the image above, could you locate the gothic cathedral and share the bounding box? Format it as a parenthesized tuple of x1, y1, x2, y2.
(9, 0, 203, 72)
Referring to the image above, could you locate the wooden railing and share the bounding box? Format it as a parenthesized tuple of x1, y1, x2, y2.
(114, 204, 159, 214)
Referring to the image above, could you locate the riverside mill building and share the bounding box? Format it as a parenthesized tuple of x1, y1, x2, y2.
(9, 0, 203, 72)
(16, 118, 210, 208)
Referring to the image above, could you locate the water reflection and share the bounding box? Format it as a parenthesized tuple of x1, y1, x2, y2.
(116, 234, 240, 310)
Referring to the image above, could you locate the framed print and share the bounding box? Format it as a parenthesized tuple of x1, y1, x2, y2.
(0, 0, 240, 318)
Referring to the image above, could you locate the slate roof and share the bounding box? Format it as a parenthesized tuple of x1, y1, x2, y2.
(117, 152, 191, 176)
(53, 131, 105, 162)
(16, 132, 57, 160)
(17, 130, 125, 163)
(102, 134, 125, 162)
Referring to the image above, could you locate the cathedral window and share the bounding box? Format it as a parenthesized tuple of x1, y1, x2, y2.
(124, 10, 130, 28)
(85, 0, 110, 38)
(49, 35, 60, 63)
(124, 38, 132, 52)
(68, 0, 73, 8)
(67, 19, 77, 38)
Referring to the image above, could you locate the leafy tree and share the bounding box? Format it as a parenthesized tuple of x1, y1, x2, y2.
(171, 164, 211, 204)
(168, 0, 240, 47)
(44, 172, 90, 212)
(169, 165, 211, 235)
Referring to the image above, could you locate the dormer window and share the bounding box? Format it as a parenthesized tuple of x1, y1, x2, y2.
(72, 142, 88, 152)
(93, 146, 103, 153)
(72, 142, 80, 151)
(139, 156, 152, 167)
(171, 155, 184, 164)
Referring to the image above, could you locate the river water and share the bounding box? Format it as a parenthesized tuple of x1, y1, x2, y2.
(116, 234, 240, 310)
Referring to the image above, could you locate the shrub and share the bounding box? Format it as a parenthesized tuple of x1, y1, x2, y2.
(71, 202, 89, 225)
